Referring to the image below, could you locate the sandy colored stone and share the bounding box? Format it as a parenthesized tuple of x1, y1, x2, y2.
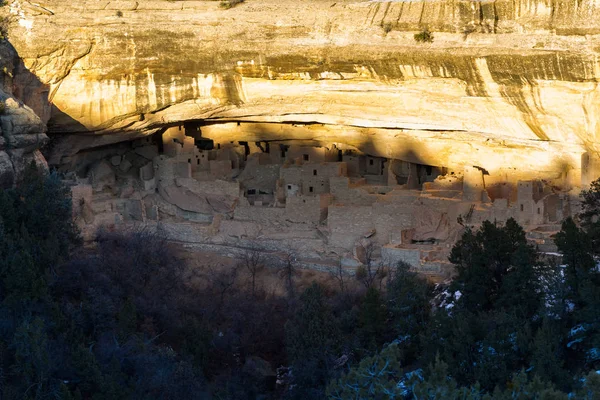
(6, 0, 600, 182)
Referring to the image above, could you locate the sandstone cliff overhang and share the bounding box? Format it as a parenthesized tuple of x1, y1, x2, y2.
(7, 0, 600, 177)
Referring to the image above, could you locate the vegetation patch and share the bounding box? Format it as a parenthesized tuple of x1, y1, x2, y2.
(381, 22, 393, 34)
(3, 164, 600, 397)
(414, 28, 434, 43)
(219, 0, 245, 9)
(0, 15, 11, 40)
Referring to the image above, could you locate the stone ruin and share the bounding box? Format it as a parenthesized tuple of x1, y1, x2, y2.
(65, 121, 586, 280)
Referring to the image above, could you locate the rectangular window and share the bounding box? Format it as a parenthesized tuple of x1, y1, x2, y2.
(247, 189, 256, 195)
(313, 170, 317, 176)
(303, 154, 309, 161)
(369, 159, 374, 166)
(309, 186, 314, 193)
(287, 185, 292, 190)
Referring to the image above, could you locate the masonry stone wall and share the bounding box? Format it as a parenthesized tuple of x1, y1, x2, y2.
(286, 146, 326, 163)
(463, 165, 485, 202)
(329, 177, 378, 206)
(71, 183, 93, 218)
(366, 156, 385, 175)
(381, 246, 421, 269)
(176, 177, 240, 198)
(238, 164, 280, 194)
(285, 194, 332, 224)
(233, 205, 286, 223)
(328, 205, 375, 249)
(209, 160, 232, 179)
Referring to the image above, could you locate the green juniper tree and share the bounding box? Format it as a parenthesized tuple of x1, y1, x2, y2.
(286, 283, 342, 399)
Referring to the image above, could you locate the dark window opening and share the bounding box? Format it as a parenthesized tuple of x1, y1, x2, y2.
(195, 138, 214, 150)
(247, 189, 256, 195)
(197, 159, 200, 165)
(303, 199, 306, 203)
(537, 208, 541, 214)
(303, 154, 309, 161)
(154, 131, 164, 154)
(287, 185, 292, 190)
(426, 166, 433, 175)
(369, 159, 374, 166)
(313, 170, 317, 176)
(188, 159, 191, 163)
(237, 122, 241, 126)
(309, 186, 314, 193)
(217, 143, 221, 150)
(520, 204, 524, 212)
(338, 150, 343, 162)
(239, 141, 250, 157)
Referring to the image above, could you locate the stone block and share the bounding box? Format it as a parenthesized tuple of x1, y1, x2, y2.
(119, 158, 132, 172)
(144, 200, 159, 221)
(175, 162, 192, 178)
(135, 145, 159, 161)
(124, 199, 145, 221)
(110, 155, 121, 166)
(139, 162, 154, 180)
(142, 177, 156, 191)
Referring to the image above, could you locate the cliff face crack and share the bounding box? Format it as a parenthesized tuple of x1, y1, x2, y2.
(24, 1, 54, 15)
(47, 41, 96, 103)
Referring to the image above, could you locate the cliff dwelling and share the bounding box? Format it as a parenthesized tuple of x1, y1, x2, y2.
(4, 0, 600, 278)
(64, 120, 582, 278)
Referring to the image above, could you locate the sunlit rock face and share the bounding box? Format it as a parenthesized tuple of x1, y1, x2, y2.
(8, 0, 600, 182)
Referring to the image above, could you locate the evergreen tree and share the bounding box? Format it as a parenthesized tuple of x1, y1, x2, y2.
(386, 262, 432, 340)
(358, 287, 388, 351)
(286, 283, 341, 398)
(449, 218, 541, 319)
(579, 177, 600, 253)
(0, 166, 80, 304)
(555, 217, 600, 370)
(327, 343, 404, 400)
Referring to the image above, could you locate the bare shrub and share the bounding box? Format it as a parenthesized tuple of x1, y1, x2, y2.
(327, 260, 348, 295)
(240, 242, 265, 296)
(201, 263, 241, 307)
(278, 251, 299, 298)
(354, 240, 387, 289)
